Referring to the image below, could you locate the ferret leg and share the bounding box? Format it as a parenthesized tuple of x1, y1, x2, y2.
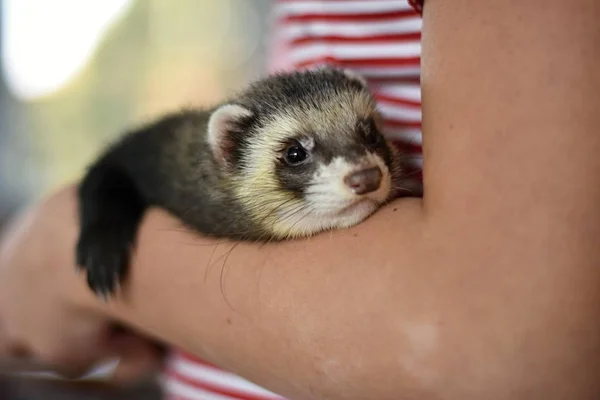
(75, 163, 147, 298)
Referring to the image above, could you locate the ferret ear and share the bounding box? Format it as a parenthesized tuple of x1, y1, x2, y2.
(340, 68, 368, 88)
(207, 104, 254, 167)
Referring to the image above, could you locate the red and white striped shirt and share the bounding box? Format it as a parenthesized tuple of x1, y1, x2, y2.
(163, 1, 424, 399)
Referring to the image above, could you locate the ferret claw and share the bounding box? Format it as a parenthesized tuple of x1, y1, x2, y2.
(76, 224, 132, 298)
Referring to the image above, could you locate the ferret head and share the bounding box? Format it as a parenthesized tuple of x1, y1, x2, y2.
(207, 67, 402, 240)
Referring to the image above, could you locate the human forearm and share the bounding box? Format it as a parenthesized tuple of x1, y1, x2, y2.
(51, 185, 429, 398)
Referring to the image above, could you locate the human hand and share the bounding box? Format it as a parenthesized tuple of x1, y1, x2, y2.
(0, 185, 164, 383)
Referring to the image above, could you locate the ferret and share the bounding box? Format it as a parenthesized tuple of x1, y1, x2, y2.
(75, 67, 404, 297)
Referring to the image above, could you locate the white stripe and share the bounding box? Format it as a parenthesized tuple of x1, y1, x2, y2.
(275, 0, 413, 16)
(376, 84, 421, 102)
(162, 379, 239, 400)
(406, 157, 423, 169)
(172, 359, 284, 399)
(289, 41, 421, 63)
(383, 128, 422, 144)
(281, 18, 422, 41)
(354, 66, 421, 78)
(377, 100, 422, 122)
(299, 64, 420, 79)
(15, 359, 119, 381)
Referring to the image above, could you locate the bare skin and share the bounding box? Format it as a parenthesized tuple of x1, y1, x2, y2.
(2, 0, 600, 398)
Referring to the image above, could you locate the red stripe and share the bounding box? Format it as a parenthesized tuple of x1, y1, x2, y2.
(375, 93, 421, 108)
(383, 120, 422, 129)
(283, 9, 419, 23)
(295, 55, 420, 69)
(391, 140, 422, 154)
(408, 0, 424, 14)
(290, 32, 421, 45)
(166, 367, 285, 400)
(367, 76, 421, 85)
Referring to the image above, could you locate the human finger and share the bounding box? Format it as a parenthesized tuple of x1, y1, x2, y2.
(0, 319, 30, 359)
(109, 333, 166, 385)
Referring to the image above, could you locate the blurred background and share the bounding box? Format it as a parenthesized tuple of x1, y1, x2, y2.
(0, 0, 272, 231)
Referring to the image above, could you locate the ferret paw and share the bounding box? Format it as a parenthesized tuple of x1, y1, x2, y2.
(75, 225, 133, 299)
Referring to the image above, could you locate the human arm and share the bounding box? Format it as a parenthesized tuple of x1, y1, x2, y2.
(3, 0, 600, 398)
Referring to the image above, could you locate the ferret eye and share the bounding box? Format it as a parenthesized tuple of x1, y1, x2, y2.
(361, 120, 381, 147)
(284, 145, 308, 165)
(365, 131, 381, 146)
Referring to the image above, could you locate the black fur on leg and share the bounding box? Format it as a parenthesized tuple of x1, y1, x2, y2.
(76, 163, 147, 298)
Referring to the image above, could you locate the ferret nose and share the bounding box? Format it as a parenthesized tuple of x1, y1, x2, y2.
(344, 167, 382, 195)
